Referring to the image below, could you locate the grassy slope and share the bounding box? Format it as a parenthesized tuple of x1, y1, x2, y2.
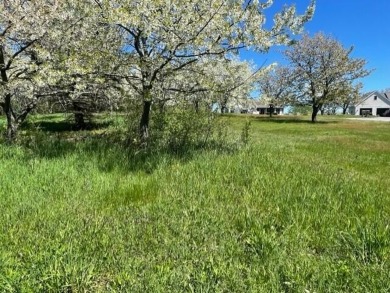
(1, 114, 390, 292)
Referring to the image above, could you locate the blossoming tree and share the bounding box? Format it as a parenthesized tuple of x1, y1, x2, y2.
(0, 0, 63, 140)
(95, 0, 315, 140)
(283, 33, 370, 122)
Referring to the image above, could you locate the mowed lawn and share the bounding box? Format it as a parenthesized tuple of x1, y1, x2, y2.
(1, 114, 390, 292)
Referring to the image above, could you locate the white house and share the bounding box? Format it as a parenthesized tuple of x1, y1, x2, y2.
(350, 91, 390, 116)
(224, 99, 284, 114)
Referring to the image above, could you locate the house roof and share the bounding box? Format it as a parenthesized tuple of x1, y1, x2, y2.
(226, 99, 284, 109)
(254, 105, 284, 108)
(355, 91, 390, 106)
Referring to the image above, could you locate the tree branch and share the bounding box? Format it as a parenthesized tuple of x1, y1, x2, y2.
(0, 23, 12, 37)
(16, 99, 38, 124)
(174, 45, 244, 58)
(5, 39, 37, 70)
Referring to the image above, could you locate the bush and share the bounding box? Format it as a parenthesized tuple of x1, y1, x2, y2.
(125, 100, 229, 154)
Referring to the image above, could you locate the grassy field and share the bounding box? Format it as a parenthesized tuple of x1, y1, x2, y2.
(1, 114, 390, 292)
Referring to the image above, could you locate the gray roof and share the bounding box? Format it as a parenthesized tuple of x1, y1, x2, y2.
(356, 91, 390, 106)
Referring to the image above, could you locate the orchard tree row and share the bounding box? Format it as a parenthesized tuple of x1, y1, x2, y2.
(259, 33, 371, 122)
(1, 0, 316, 142)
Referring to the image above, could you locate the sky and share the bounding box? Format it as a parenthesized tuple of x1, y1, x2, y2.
(240, 0, 390, 93)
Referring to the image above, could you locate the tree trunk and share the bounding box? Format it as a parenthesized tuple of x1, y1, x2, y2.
(194, 100, 199, 113)
(311, 104, 320, 122)
(342, 108, 347, 115)
(3, 93, 18, 141)
(221, 95, 230, 113)
(74, 112, 86, 130)
(139, 100, 152, 142)
(220, 100, 228, 113)
(72, 102, 87, 130)
(1, 46, 17, 141)
(269, 105, 274, 118)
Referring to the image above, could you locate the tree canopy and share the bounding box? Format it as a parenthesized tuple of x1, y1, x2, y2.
(1, 0, 316, 141)
(283, 32, 370, 122)
(96, 0, 315, 139)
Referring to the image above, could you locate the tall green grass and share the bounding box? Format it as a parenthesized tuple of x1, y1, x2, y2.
(1, 114, 390, 292)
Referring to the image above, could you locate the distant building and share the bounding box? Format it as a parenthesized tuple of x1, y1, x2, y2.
(225, 99, 284, 115)
(350, 91, 390, 116)
(255, 104, 284, 115)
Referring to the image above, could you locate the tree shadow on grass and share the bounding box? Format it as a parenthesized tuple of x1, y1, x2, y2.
(18, 128, 238, 175)
(8, 113, 239, 175)
(251, 116, 340, 124)
(39, 120, 112, 132)
(22, 119, 113, 132)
